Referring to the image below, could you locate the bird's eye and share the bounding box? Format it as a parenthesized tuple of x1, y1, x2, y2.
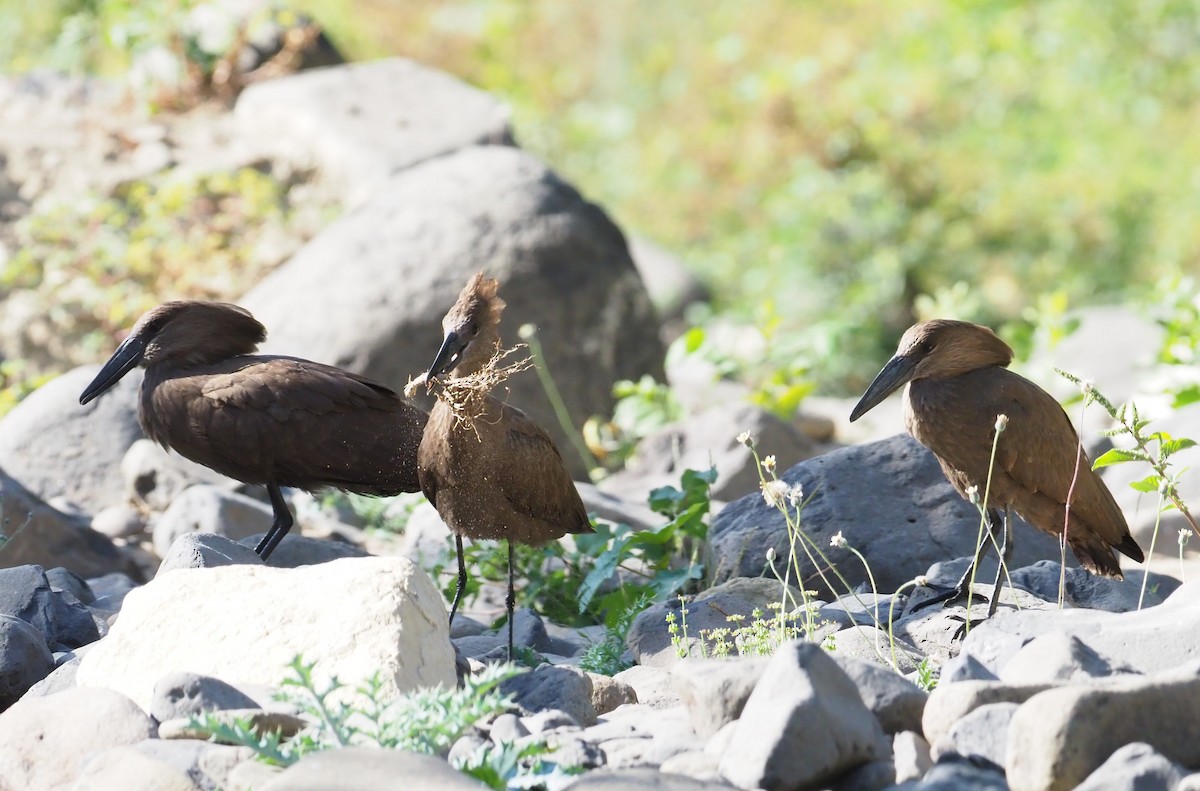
(919, 340, 936, 354)
(470, 321, 479, 335)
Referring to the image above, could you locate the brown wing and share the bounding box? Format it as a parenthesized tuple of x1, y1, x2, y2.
(908, 368, 1140, 576)
(489, 402, 592, 536)
(195, 356, 426, 493)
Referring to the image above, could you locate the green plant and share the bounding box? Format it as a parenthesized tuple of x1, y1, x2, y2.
(1058, 371, 1199, 608)
(453, 739, 582, 791)
(320, 491, 420, 534)
(578, 593, 649, 675)
(0, 166, 328, 413)
(914, 657, 939, 692)
(584, 375, 682, 471)
(667, 601, 826, 660)
(189, 656, 522, 767)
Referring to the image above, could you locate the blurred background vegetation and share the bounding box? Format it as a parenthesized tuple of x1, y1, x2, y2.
(2, 0, 1199, 399)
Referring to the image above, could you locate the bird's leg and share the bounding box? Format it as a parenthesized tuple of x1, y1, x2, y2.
(987, 507, 1013, 617)
(255, 483, 294, 561)
(506, 540, 516, 664)
(912, 507, 1001, 612)
(448, 535, 468, 628)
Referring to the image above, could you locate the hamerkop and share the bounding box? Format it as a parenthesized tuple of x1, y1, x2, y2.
(79, 300, 426, 560)
(417, 274, 592, 659)
(849, 319, 1143, 613)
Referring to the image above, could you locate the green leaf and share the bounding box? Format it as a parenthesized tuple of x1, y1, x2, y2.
(1129, 475, 1161, 493)
(576, 538, 631, 613)
(1161, 438, 1197, 456)
(1092, 448, 1144, 469)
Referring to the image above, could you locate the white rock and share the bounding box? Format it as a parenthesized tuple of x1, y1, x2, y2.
(151, 485, 273, 557)
(76, 557, 454, 710)
(0, 686, 154, 790)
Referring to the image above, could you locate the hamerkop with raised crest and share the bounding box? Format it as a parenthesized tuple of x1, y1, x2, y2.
(849, 319, 1143, 614)
(416, 274, 592, 659)
(79, 300, 427, 560)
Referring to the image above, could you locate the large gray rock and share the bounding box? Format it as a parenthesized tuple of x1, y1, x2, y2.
(960, 579, 1200, 677)
(1073, 742, 1188, 791)
(121, 439, 237, 512)
(502, 665, 596, 727)
(152, 485, 274, 557)
(240, 145, 664, 479)
(156, 533, 264, 575)
(627, 237, 709, 330)
(602, 404, 821, 503)
(1006, 660, 1200, 791)
(672, 657, 769, 740)
(708, 435, 1065, 597)
(0, 468, 141, 580)
(564, 767, 733, 790)
(258, 746, 489, 791)
(235, 58, 513, 209)
(1008, 560, 1177, 612)
(719, 641, 890, 790)
(922, 680, 1053, 746)
(74, 745, 201, 790)
(0, 365, 143, 513)
(0, 564, 98, 649)
(998, 632, 1136, 685)
(0, 686, 155, 790)
(829, 654, 928, 736)
(0, 614, 53, 708)
(931, 702, 1017, 768)
(150, 671, 260, 723)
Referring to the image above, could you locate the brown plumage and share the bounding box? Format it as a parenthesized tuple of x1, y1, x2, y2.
(850, 319, 1143, 611)
(417, 274, 592, 657)
(79, 300, 427, 560)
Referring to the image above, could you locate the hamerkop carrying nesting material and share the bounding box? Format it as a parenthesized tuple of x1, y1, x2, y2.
(849, 319, 1143, 614)
(413, 274, 591, 659)
(79, 301, 426, 560)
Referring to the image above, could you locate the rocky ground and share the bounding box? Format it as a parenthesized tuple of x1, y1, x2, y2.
(2, 57, 1200, 791)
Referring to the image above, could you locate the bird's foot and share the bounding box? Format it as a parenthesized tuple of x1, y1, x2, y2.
(947, 612, 994, 642)
(909, 583, 990, 613)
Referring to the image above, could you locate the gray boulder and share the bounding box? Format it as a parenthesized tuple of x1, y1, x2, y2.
(235, 58, 513, 209)
(0, 615, 53, 709)
(628, 236, 709, 331)
(0, 467, 141, 580)
(708, 435, 1065, 597)
(603, 403, 821, 503)
(0, 564, 98, 649)
(564, 767, 734, 790)
(240, 145, 663, 479)
(258, 746, 489, 790)
(931, 701, 1017, 768)
(1074, 742, 1187, 791)
(1008, 559, 1177, 611)
(235, 533, 371, 568)
(719, 641, 890, 790)
(122, 439, 238, 512)
(156, 533, 264, 575)
(150, 671, 260, 723)
(0, 365, 143, 513)
(830, 654, 928, 735)
(671, 656, 768, 740)
(502, 665, 596, 727)
(152, 485, 274, 557)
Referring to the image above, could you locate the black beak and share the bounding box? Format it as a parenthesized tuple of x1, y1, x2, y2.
(427, 331, 465, 380)
(80, 335, 146, 405)
(849, 354, 919, 422)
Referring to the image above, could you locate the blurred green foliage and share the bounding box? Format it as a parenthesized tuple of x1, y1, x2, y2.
(3, 0, 1200, 393)
(0, 167, 316, 413)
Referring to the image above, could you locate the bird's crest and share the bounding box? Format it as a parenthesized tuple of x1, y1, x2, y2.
(445, 272, 506, 331)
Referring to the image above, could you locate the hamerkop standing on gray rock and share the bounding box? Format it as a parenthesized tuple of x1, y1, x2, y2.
(79, 300, 426, 560)
(416, 274, 592, 660)
(849, 319, 1143, 614)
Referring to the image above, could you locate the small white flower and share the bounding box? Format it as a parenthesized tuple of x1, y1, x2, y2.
(737, 431, 752, 447)
(765, 547, 777, 562)
(966, 485, 980, 505)
(763, 455, 776, 472)
(1179, 528, 1191, 547)
(915, 575, 930, 587)
(787, 483, 804, 507)
(518, 323, 537, 340)
(830, 530, 848, 549)
(995, 414, 1009, 432)
(1079, 378, 1095, 398)
(761, 479, 789, 509)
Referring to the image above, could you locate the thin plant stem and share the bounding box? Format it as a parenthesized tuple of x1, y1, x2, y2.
(1060, 392, 1092, 609)
(1138, 491, 1165, 611)
(519, 324, 600, 478)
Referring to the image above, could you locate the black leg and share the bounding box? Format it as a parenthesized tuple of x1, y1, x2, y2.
(255, 483, 294, 561)
(448, 535, 468, 628)
(506, 540, 515, 663)
(913, 507, 1002, 612)
(987, 507, 1012, 617)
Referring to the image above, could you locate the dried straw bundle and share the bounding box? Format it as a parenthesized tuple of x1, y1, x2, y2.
(405, 343, 533, 434)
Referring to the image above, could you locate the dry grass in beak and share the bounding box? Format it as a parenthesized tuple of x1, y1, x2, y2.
(406, 344, 533, 435)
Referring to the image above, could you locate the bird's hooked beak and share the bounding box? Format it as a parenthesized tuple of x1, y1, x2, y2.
(849, 354, 920, 422)
(79, 335, 146, 405)
(426, 331, 467, 380)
